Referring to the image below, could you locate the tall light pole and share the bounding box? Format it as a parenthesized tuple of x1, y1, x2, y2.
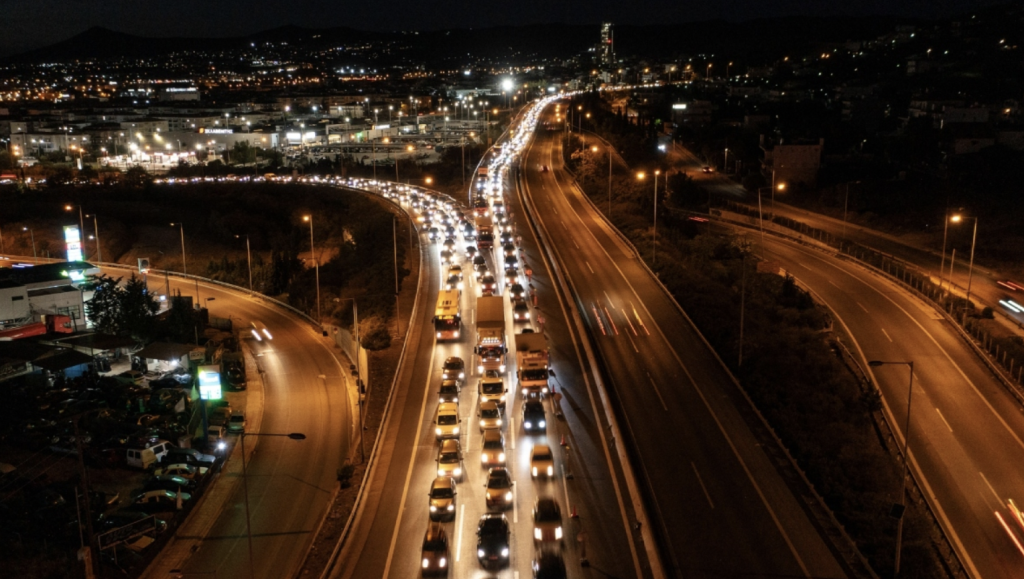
(939, 209, 960, 292)
(240, 432, 306, 579)
(170, 222, 187, 275)
(303, 215, 321, 324)
(964, 215, 978, 314)
(867, 360, 914, 579)
(337, 298, 363, 462)
(65, 204, 86, 259)
(236, 234, 253, 294)
(23, 227, 35, 263)
(86, 214, 101, 262)
(653, 170, 660, 264)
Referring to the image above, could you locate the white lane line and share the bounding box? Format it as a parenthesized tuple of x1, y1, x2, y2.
(647, 372, 668, 411)
(573, 238, 579, 249)
(692, 462, 715, 508)
(562, 463, 573, 519)
(936, 408, 953, 432)
(513, 487, 519, 524)
(980, 472, 1002, 503)
(881, 328, 893, 342)
(603, 290, 614, 307)
(586, 261, 594, 274)
(455, 504, 465, 562)
(509, 416, 516, 450)
(856, 301, 870, 313)
(828, 280, 840, 288)
(622, 308, 638, 336)
(632, 304, 650, 336)
(382, 345, 437, 578)
(626, 332, 640, 353)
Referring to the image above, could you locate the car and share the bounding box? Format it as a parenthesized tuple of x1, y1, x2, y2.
(438, 380, 460, 404)
(541, 165, 549, 172)
(227, 412, 246, 433)
(434, 403, 461, 440)
(504, 255, 519, 271)
(163, 448, 216, 467)
(428, 476, 457, 521)
(442, 357, 465, 380)
(512, 298, 531, 322)
(118, 370, 145, 385)
(478, 401, 502, 432)
(465, 245, 478, 261)
(154, 463, 208, 480)
(444, 274, 463, 292)
(476, 513, 511, 569)
(442, 238, 456, 251)
(500, 232, 513, 245)
(478, 375, 507, 409)
(530, 444, 555, 478)
(508, 283, 527, 300)
(439, 249, 454, 265)
(421, 523, 451, 576)
(142, 474, 197, 494)
(532, 552, 567, 579)
(503, 270, 518, 286)
(522, 400, 546, 433)
(436, 439, 463, 480)
(480, 430, 506, 466)
(502, 243, 517, 258)
(250, 321, 273, 341)
(472, 255, 488, 277)
(132, 489, 190, 513)
(447, 263, 464, 280)
(702, 166, 713, 173)
(445, 225, 457, 238)
(427, 227, 440, 241)
(532, 497, 563, 544)
(484, 467, 514, 510)
(464, 229, 477, 242)
(479, 274, 497, 296)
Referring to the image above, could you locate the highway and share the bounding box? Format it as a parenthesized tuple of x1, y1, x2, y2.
(329, 170, 644, 574)
(125, 269, 354, 578)
(521, 107, 848, 577)
(753, 230, 1024, 578)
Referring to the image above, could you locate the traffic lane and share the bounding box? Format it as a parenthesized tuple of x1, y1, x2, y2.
(529, 171, 816, 577)
(332, 233, 439, 579)
(143, 276, 351, 579)
(526, 128, 848, 577)
(762, 240, 1024, 578)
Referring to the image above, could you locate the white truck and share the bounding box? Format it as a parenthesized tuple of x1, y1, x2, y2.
(515, 332, 549, 397)
(475, 296, 507, 374)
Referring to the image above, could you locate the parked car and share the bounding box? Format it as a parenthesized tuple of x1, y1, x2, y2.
(142, 474, 197, 494)
(227, 412, 246, 433)
(132, 489, 189, 513)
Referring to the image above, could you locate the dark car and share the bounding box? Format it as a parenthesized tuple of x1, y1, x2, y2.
(522, 400, 546, 433)
(533, 552, 567, 579)
(484, 468, 514, 510)
(512, 298, 531, 322)
(472, 255, 488, 276)
(142, 474, 197, 494)
(442, 357, 465, 380)
(163, 447, 217, 468)
(476, 513, 511, 569)
(421, 523, 450, 576)
(502, 243, 517, 258)
(509, 283, 527, 300)
(480, 274, 498, 296)
(438, 380, 460, 404)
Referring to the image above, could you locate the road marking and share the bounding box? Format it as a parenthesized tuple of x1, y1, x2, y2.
(603, 290, 614, 307)
(586, 261, 594, 274)
(622, 308, 638, 336)
(513, 487, 518, 524)
(626, 332, 639, 353)
(631, 303, 650, 336)
(881, 328, 893, 342)
(647, 372, 668, 411)
(936, 408, 953, 432)
(455, 504, 465, 561)
(509, 416, 516, 450)
(692, 462, 715, 508)
(603, 305, 619, 335)
(856, 301, 870, 313)
(573, 238, 579, 249)
(980, 472, 1002, 503)
(828, 280, 840, 288)
(562, 462, 573, 519)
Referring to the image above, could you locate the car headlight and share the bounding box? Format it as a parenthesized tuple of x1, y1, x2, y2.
(422, 558, 429, 569)
(499, 395, 506, 402)
(499, 364, 506, 372)
(430, 505, 438, 512)
(539, 420, 546, 428)
(477, 549, 485, 558)
(547, 466, 553, 476)
(453, 396, 458, 403)
(504, 491, 512, 501)
(453, 467, 461, 476)
(542, 386, 549, 394)
(453, 427, 459, 434)
(439, 557, 446, 568)
(480, 420, 486, 428)
(478, 365, 484, 373)
(447, 504, 454, 511)
(482, 454, 489, 462)
(534, 528, 542, 541)
(555, 526, 562, 540)
(435, 428, 442, 436)
(459, 372, 465, 379)
(501, 547, 509, 557)
(437, 332, 442, 338)
(437, 468, 445, 476)
(496, 419, 502, 426)
(498, 452, 505, 462)
(524, 421, 531, 428)
(532, 466, 538, 476)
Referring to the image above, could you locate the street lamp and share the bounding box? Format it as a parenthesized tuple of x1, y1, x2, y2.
(303, 215, 321, 324)
(867, 360, 915, 579)
(169, 222, 187, 275)
(240, 432, 306, 579)
(235, 234, 253, 294)
(637, 170, 661, 263)
(336, 297, 365, 462)
(85, 214, 101, 262)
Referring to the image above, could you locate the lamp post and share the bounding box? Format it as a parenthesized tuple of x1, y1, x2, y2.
(169, 223, 187, 275)
(86, 214, 101, 262)
(23, 226, 36, 262)
(337, 297, 364, 462)
(236, 234, 253, 294)
(964, 216, 979, 315)
(65, 204, 86, 259)
(637, 171, 660, 263)
(240, 432, 306, 579)
(303, 215, 321, 324)
(867, 360, 915, 579)
(939, 209, 960, 292)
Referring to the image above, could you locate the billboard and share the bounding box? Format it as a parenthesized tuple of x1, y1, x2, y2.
(64, 226, 82, 262)
(197, 365, 222, 400)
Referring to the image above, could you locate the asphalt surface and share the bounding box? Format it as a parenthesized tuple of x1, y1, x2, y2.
(140, 272, 353, 579)
(330, 185, 643, 576)
(521, 111, 847, 578)
(757, 231, 1024, 579)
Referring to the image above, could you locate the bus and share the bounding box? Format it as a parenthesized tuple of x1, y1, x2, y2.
(433, 289, 462, 341)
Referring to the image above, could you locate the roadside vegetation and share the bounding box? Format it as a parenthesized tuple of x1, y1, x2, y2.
(561, 95, 947, 577)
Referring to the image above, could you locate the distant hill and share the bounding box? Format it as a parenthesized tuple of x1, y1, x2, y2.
(5, 17, 912, 66)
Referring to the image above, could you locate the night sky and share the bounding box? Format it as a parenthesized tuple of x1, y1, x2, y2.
(0, 0, 1004, 58)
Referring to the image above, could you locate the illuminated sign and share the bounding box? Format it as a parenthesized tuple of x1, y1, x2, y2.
(198, 365, 222, 400)
(672, 104, 688, 110)
(201, 128, 234, 134)
(64, 226, 82, 262)
(374, 124, 390, 130)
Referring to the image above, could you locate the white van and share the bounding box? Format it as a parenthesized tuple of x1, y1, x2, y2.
(125, 440, 170, 469)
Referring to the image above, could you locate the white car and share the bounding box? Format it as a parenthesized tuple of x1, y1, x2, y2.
(251, 321, 272, 341)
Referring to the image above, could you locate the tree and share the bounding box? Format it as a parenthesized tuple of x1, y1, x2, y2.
(85, 274, 122, 334)
(163, 293, 202, 344)
(84, 273, 159, 342)
(125, 165, 152, 188)
(231, 141, 257, 166)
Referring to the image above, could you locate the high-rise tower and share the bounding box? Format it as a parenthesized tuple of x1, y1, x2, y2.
(600, 22, 614, 66)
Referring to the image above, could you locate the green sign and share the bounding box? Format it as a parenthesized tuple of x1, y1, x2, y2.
(198, 365, 222, 400)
